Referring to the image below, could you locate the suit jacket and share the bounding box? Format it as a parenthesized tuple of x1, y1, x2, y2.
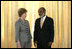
(34, 16, 54, 45)
(15, 18, 32, 43)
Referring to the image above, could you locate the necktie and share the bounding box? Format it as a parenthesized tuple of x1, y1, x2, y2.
(40, 18, 43, 28)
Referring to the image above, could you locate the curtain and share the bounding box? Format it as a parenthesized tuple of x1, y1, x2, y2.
(1, 1, 71, 48)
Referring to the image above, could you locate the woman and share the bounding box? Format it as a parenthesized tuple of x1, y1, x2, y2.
(15, 8, 32, 48)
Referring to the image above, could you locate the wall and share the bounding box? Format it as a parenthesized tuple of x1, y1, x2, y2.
(1, 1, 71, 48)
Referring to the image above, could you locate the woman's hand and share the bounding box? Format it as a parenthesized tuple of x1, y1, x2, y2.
(30, 40, 32, 48)
(17, 40, 21, 48)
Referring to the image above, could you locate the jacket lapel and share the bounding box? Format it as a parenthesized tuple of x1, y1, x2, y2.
(19, 18, 25, 25)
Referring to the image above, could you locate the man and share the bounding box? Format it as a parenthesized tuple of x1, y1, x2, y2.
(34, 7, 54, 48)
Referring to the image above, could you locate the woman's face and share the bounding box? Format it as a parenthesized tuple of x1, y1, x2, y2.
(21, 13, 27, 20)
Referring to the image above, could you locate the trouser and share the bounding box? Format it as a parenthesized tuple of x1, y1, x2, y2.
(37, 42, 51, 48)
(37, 44, 51, 48)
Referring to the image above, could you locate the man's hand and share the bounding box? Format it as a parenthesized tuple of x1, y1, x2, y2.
(48, 42, 52, 46)
(34, 41, 37, 48)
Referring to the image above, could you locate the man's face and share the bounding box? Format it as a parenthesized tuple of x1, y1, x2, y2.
(38, 9, 45, 18)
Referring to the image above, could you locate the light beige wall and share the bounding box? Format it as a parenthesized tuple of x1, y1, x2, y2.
(1, 1, 71, 48)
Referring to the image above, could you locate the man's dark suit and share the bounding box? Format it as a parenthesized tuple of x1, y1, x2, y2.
(34, 16, 54, 48)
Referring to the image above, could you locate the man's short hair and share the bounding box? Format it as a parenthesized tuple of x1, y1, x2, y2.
(38, 7, 46, 13)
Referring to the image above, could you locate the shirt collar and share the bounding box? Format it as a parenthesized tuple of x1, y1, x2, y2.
(41, 15, 46, 20)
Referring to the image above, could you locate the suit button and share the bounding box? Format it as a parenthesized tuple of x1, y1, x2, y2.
(26, 27, 28, 29)
(26, 31, 28, 32)
(26, 33, 28, 35)
(25, 29, 28, 30)
(26, 29, 28, 31)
